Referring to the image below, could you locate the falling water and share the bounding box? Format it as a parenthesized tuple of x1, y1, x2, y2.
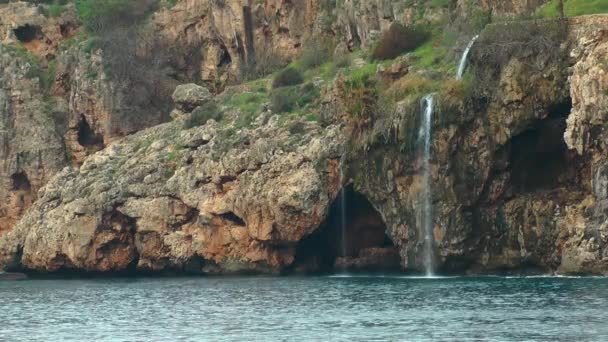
(456, 35, 479, 80)
(419, 94, 435, 276)
(339, 157, 348, 257)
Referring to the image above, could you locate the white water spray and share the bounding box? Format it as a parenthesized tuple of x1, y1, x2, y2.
(419, 94, 435, 276)
(456, 35, 479, 80)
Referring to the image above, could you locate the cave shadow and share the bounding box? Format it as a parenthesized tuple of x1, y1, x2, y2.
(77, 115, 104, 148)
(508, 99, 579, 194)
(290, 185, 400, 274)
(13, 24, 43, 43)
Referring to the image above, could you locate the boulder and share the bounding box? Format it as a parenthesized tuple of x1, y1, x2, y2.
(172, 84, 212, 112)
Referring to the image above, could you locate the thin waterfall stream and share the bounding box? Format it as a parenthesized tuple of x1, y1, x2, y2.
(420, 94, 435, 276)
(339, 156, 348, 258)
(456, 34, 479, 80)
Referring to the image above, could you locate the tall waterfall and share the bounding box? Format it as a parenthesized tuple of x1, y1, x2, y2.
(456, 35, 479, 80)
(419, 94, 435, 276)
(339, 158, 348, 257)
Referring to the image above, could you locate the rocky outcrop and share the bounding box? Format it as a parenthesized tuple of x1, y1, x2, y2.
(0, 2, 78, 58)
(347, 16, 608, 275)
(0, 101, 344, 273)
(0, 44, 68, 236)
(153, 0, 321, 86)
(1, 1, 608, 277)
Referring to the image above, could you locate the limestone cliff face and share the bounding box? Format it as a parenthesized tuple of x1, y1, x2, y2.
(153, 0, 321, 85)
(1, 1, 608, 276)
(350, 16, 608, 275)
(0, 44, 68, 236)
(0, 89, 344, 273)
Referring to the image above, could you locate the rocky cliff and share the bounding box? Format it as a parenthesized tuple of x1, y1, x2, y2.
(1, 0, 607, 276)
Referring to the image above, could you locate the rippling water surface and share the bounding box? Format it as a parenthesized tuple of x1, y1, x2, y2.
(2, 275, 608, 341)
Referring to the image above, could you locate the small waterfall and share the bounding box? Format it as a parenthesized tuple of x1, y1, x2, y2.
(339, 158, 348, 257)
(456, 35, 479, 80)
(419, 94, 435, 276)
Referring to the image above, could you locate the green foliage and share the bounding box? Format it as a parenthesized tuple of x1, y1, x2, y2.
(272, 67, 304, 88)
(537, 0, 608, 17)
(184, 102, 223, 128)
(50, 4, 66, 16)
(429, 0, 451, 8)
(288, 121, 307, 135)
(75, 0, 158, 33)
(371, 23, 430, 60)
(270, 83, 319, 113)
(270, 83, 319, 114)
(299, 37, 334, 69)
(83, 37, 99, 54)
(337, 67, 379, 138)
(40, 60, 57, 91)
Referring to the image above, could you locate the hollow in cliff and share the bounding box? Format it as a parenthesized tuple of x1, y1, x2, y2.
(77, 115, 105, 150)
(13, 24, 43, 43)
(291, 185, 399, 273)
(508, 99, 580, 194)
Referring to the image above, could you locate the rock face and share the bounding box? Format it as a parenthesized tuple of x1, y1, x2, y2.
(0, 107, 344, 273)
(348, 16, 608, 275)
(1, 1, 608, 277)
(153, 0, 321, 86)
(0, 44, 68, 235)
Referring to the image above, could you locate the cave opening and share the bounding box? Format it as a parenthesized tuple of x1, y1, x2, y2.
(291, 185, 400, 274)
(77, 115, 104, 148)
(508, 99, 576, 193)
(13, 24, 43, 43)
(218, 46, 232, 67)
(219, 212, 245, 226)
(11, 172, 31, 192)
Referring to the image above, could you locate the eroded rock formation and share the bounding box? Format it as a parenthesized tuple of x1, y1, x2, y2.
(0, 1, 607, 276)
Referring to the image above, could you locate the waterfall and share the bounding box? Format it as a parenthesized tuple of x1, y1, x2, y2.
(419, 94, 435, 276)
(339, 158, 348, 257)
(456, 35, 479, 80)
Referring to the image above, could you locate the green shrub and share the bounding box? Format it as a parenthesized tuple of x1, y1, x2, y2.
(299, 37, 333, 69)
(270, 83, 319, 113)
(75, 0, 158, 33)
(184, 102, 223, 128)
(270, 87, 299, 113)
(371, 23, 430, 60)
(333, 53, 351, 68)
(288, 121, 307, 135)
(40, 59, 57, 91)
(48, 3, 66, 17)
(272, 67, 304, 89)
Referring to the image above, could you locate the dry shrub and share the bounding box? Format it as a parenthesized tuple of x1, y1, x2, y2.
(241, 45, 286, 80)
(386, 74, 436, 101)
(372, 23, 430, 60)
(272, 67, 304, 89)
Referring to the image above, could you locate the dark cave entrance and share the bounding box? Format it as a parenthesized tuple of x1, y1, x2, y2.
(508, 99, 577, 193)
(218, 46, 232, 68)
(11, 172, 31, 192)
(77, 115, 104, 148)
(291, 185, 400, 274)
(13, 24, 43, 43)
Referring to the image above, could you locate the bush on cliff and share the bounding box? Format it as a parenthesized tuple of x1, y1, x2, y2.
(470, 19, 568, 99)
(299, 37, 334, 69)
(371, 23, 430, 61)
(184, 102, 223, 128)
(270, 83, 319, 114)
(75, 0, 158, 33)
(272, 67, 304, 89)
